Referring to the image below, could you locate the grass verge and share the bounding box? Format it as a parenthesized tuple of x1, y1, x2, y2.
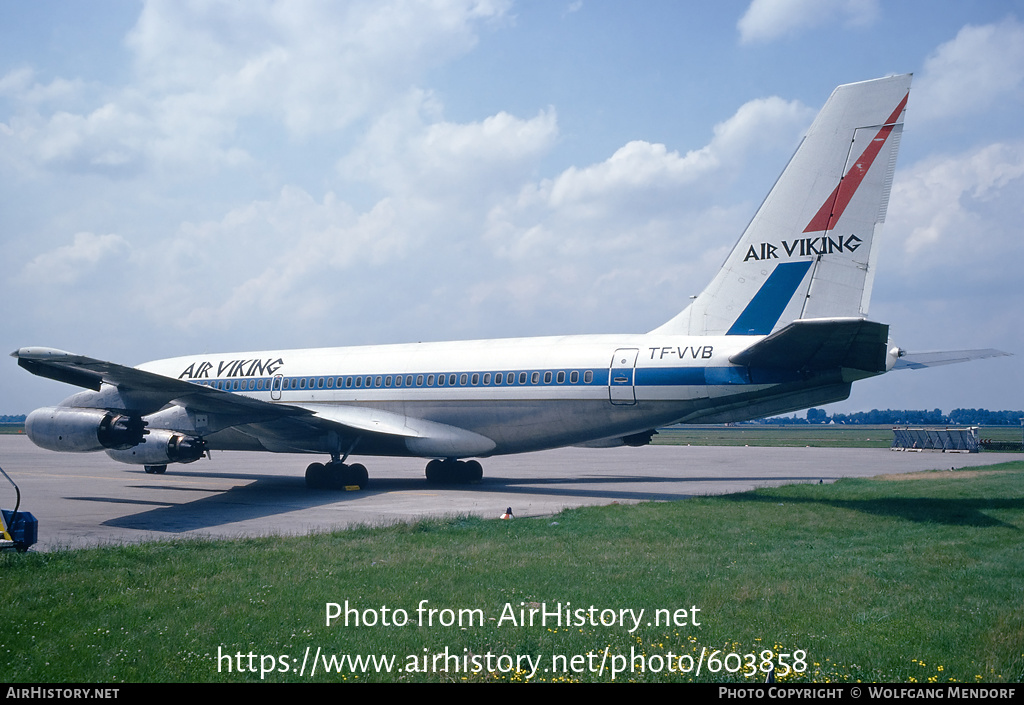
(2, 462, 1022, 683)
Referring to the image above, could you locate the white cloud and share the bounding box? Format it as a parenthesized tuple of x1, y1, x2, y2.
(1, 0, 513, 178)
(737, 0, 878, 44)
(486, 95, 811, 257)
(914, 17, 1024, 121)
(339, 92, 558, 202)
(884, 141, 1024, 287)
(20, 232, 130, 285)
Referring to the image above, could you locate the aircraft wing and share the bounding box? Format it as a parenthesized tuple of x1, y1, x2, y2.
(893, 349, 1011, 370)
(13, 347, 306, 420)
(12, 347, 495, 457)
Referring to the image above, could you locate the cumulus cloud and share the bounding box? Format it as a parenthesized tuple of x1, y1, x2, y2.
(0, 0, 512, 178)
(737, 0, 878, 44)
(339, 92, 559, 202)
(913, 17, 1024, 121)
(484, 95, 811, 260)
(20, 232, 131, 285)
(884, 141, 1024, 288)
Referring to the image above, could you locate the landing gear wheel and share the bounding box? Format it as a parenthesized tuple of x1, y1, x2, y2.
(305, 462, 327, 489)
(424, 459, 483, 484)
(348, 463, 369, 489)
(144, 465, 167, 475)
(425, 459, 443, 483)
(464, 460, 483, 483)
(306, 461, 368, 490)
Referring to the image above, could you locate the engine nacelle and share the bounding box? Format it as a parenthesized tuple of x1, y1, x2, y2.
(106, 430, 207, 466)
(25, 407, 146, 453)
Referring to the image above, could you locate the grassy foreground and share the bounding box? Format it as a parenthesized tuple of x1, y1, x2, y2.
(2, 463, 1023, 683)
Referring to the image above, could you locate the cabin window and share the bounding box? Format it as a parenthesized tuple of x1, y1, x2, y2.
(544, 371, 552, 384)
(460, 373, 468, 386)
(317, 377, 324, 389)
(374, 376, 382, 387)
(385, 376, 392, 387)
(482, 373, 490, 385)
(570, 370, 579, 383)
(417, 375, 424, 386)
(299, 378, 306, 389)
(448, 374, 456, 386)
(426, 374, 434, 386)
(406, 375, 414, 386)
(584, 370, 593, 383)
(345, 377, 353, 388)
(517, 372, 525, 384)
(556, 371, 565, 384)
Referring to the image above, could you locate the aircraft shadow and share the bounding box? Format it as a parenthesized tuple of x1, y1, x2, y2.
(92, 470, 824, 534)
(721, 491, 1024, 529)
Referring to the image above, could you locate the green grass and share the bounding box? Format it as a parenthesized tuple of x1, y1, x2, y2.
(2, 463, 1023, 683)
(653, 425, 1023, 450)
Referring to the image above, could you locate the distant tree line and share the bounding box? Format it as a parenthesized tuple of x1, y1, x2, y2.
(760, 408, 1024, 426)
(0, 415, 26, 423)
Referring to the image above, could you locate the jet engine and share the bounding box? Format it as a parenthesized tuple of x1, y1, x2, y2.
(106, 430, 207, 466)
(25, 407, 146, 453)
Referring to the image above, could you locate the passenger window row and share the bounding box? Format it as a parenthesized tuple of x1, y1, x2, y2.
(194, 369, 596, 392)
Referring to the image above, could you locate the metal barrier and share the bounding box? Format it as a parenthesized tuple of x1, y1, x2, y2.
(891, 427, 979, 453)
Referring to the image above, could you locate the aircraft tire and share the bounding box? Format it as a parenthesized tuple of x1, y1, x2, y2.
(348, 463, 369, 489)
(425, 459, 443, 483)
(465, 460, 483, 483)
(305, 462, 327, 489)
(144, 465, 167, 475)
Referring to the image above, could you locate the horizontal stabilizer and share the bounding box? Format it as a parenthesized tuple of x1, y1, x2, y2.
(729, 318, 889, 373)
(894, 349, 1011, 370)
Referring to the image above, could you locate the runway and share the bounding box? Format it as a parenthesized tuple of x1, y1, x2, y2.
(1, 434, 1020, 551)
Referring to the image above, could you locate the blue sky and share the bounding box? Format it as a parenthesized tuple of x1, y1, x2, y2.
(3, 0, 1023, 415)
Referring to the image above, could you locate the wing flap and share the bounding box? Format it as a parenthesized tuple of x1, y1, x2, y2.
(296, 403, 496, 457)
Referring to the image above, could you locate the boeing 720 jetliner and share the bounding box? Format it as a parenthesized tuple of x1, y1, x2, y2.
(13, 75, 1008, 489)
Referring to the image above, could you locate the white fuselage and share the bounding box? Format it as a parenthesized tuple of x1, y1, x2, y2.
(138, 333, 808, 458)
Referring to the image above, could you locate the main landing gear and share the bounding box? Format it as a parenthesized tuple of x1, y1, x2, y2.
(425, 458, 483, 484)
(305, 461, 369, 490)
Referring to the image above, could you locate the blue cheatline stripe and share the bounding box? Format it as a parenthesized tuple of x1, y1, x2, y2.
(193, 366, 803, 393)
(726, 261, 813, 336)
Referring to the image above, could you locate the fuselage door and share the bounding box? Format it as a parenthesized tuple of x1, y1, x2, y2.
(271, 374, 283, 401)
(609, 348, 639, 405)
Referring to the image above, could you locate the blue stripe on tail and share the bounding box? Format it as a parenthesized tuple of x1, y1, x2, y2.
(726, 261, 813, 336)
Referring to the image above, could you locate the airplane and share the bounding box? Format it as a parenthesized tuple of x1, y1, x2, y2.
(13, 74, 1009, 490)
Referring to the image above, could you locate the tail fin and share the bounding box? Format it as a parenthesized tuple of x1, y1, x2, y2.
(654, 74, 911, 336)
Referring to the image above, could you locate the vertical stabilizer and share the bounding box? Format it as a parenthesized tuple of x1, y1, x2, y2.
(653, 74, 911, 336)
